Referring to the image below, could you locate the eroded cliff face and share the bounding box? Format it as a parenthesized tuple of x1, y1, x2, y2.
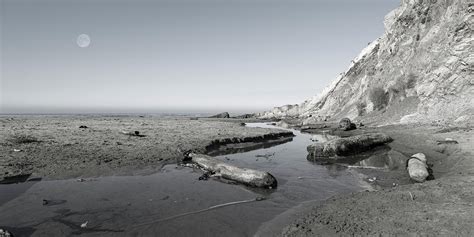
(259, 0, 473, 126)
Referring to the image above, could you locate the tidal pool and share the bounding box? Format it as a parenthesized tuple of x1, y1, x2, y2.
(0, 123, 368, 236)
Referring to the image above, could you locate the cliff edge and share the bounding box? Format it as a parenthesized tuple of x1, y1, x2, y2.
(258, 0, 473, 126)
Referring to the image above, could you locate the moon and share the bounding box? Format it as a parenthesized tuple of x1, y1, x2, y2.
(76, 34, 91, 48)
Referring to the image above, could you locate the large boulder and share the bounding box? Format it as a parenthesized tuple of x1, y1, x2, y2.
(307, 133, 393, 159)
(209, 112, 230, 118)
(339, 118, 356, 131)
(407, 153, 429, 182)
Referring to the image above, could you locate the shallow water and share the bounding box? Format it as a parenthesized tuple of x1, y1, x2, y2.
(0, 123, 367, 236)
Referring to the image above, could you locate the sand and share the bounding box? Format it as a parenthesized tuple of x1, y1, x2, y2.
(0, 115, 290, 181)
(2, 115, 473, 236)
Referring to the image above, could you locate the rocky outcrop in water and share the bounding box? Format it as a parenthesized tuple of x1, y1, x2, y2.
(258, 0, 473, 126)
(307, 133, 393, 159)
(209, 112, 230, 118)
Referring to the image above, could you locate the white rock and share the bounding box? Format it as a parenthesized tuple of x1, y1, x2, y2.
(407, 153, 429, 182)
(80, 221, 88, 228)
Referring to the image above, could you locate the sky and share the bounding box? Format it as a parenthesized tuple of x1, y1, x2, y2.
(0, 0, 400, 114)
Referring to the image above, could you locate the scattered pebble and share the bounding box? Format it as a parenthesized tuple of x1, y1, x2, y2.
(80, 221, 88, 228)
(255, 196, 266, 201)
(368, 177, 377, 182)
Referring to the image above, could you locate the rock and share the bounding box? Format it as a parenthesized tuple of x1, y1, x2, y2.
(276, 121, 291, 128)
(407, 153, 429, 182)
(436, 138, 459, 145)
(209, 112, 230, 118)
(233, 113, 255, 119)
(301, 124, 330, 131)
(339, 118, 356, 131)
(307, 133, 393, 159)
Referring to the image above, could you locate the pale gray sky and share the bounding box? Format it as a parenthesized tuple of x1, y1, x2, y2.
(0, 0, 400, 114)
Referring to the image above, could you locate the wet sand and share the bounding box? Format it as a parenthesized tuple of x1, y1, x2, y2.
(0, 122, 368, 236)
(2, 116, 473, 236)
(257, 124, 474, 236)
(0, 115, 291, 181)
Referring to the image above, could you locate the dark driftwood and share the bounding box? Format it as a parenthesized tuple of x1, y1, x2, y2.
(307, 133, 393, 159)
(121, 131, 146, 137)
(184, 153, 277, 189)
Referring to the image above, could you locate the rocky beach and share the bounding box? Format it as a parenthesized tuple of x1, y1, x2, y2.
(0, 115, 293, 181)
(1, 0, 473, 236)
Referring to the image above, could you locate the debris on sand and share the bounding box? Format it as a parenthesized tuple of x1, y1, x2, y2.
(121, 131, 146, 137)
(198, 172, 211, 181)
(0, 228, 13, 237)
(255, 152, 275, 159)
(310, 135, 319, 142)
(368, 177, 377, 182)
(80, 221, 88, 228)
(132, 196, 266, 228)
(42, 199, 67, 206)
(407, 153, 429, 182)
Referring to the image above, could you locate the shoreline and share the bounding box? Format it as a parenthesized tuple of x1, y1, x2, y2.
(2, 115, 473, 236)
(0, 116, 286, 181)
(256, 123, 474, 236)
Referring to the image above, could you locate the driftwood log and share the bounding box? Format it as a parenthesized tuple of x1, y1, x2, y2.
(183, 153, 277, 189)
(121, 131, 146, 137)
(307, 133, 393, 159)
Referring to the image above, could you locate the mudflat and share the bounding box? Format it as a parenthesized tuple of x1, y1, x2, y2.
(0, 115, 290, 181)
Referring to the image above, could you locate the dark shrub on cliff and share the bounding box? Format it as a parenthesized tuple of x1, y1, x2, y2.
(356, 102, 367, 116)
(369, 87, 389, 110)
(406, 74, 417, 89)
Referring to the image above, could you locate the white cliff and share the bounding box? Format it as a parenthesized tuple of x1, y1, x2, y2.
(259, 0, 473, 126)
